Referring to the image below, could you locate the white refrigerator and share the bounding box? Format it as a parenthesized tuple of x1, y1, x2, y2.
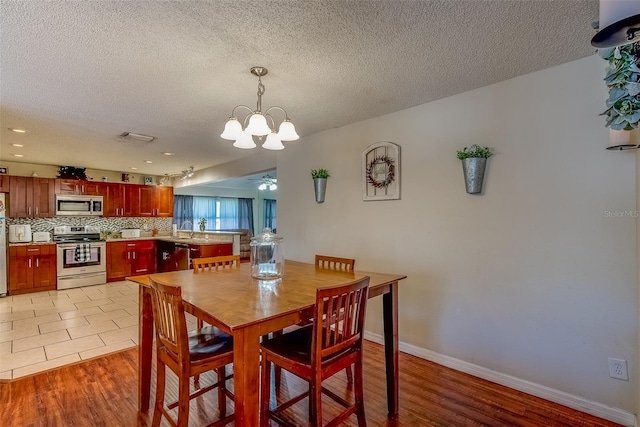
(0, 193, 6, 296)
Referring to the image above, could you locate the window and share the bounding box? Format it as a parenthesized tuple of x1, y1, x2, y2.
(174, 195, 253, 233)
(264, 199, 276, 232)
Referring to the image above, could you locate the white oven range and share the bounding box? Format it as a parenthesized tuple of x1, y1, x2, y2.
(54, 225, 106, 289)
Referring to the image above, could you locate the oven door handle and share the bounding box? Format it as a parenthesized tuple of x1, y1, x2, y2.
(57, 243, 105, 249)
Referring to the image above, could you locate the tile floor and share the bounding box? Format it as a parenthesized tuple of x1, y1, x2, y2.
(0, 281, 183, 380)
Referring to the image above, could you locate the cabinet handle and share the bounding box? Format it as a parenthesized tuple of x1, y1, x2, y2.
(81, 185, 85, 193)
(28, 259, 32, 268)
(36, 258, 39, 268)
(35, 207, 38, 216)
(127, 252, 130, 260)
(28, 206, 32, 216)
(133, 252, 136, 260)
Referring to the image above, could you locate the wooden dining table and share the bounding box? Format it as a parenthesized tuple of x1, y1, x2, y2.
(129, 259, 406, 427)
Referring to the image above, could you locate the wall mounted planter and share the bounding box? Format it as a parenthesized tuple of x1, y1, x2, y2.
(461, 157, 487, 194)
(313, 178, 327, 203)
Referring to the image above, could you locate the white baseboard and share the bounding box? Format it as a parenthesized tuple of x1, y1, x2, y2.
(363, 332, 636, 427)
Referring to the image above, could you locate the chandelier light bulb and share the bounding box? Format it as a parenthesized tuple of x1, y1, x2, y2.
(269, 183, 277, 191)
(258, 183, 267, 191)
(245, 113, 271, 136)
(233, 131, 257, 149)
(263, 132, 285, 150)
(277, 119, 299, 141)
(220, 118, 243, 140)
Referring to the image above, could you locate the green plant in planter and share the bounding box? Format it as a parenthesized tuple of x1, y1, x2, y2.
(456, 145, 493, 160)
(198, 217, 207, 232)
(599, 44, 640, 130)
(311, 169, 330, 179)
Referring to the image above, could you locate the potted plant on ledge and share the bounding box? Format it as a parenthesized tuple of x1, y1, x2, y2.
(311, 169, 330, 203)
(457, 145, 492, 194)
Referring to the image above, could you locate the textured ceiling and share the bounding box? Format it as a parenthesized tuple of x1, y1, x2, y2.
(0, 0, 598, 178)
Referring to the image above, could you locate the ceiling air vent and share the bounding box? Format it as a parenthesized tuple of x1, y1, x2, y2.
(119, 132, 156, 143)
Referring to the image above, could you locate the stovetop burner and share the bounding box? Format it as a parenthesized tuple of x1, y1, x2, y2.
(53, 225, 103, 244)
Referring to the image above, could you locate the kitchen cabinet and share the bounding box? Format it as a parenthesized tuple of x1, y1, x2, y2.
(107, 240, 155, 282)
(156, 240, 233, 272)
(189, 243, 233, 262)
(137, 185, 173, 217)
(0, 175, 9, 192)
(8, 244, 57, 295)
(9, 177, 55, 218)
(103, 183, 137, 217)
(55, 179, 101, 195)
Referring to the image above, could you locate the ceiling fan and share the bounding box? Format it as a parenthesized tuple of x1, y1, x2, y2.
(249, 175, 278, 191)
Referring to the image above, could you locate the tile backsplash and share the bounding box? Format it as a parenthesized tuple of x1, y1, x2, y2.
(6, 217, 173, 234)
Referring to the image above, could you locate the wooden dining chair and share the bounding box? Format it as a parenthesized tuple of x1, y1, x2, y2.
(315, 254, 355, 272)
(316, 254, 356, 384)
(193, 255, 241, 272)
(274, 254, 357, 388)
(149, 278, 235, 427)
(260, 276, 370, 427)
(192, 255, 241, 329)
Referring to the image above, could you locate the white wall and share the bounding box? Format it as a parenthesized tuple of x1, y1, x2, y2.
(278, 55, 637, 412)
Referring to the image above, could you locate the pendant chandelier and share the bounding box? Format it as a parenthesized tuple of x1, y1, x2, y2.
(220, 67, 299, 150)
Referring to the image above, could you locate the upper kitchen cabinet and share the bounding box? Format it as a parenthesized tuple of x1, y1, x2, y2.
(55, 179, 101, 195)
(9, 176, 55, 218)
(103, 183, 137, 217)
(137, 185, 173, 217)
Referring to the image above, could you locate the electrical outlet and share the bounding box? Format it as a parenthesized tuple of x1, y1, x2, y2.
(608, 358, 629, 381)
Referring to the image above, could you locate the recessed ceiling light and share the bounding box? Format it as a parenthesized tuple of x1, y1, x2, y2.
(130, 167, 138, 170)
(13, 154, 24, 157)
(11, 143, 24, 147)
(144, 160, 153, 164)
(8, 128, 26, 133)
(162, 152, 174, 156)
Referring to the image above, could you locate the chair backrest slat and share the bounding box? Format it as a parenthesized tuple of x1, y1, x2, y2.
(315, 255, 355, 272)
(312, 277, 369, 365)
(149, 278, 190, 364)
(193, 255, 241, 273)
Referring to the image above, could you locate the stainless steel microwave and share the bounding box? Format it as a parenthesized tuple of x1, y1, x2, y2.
(55, 194, 104, 216)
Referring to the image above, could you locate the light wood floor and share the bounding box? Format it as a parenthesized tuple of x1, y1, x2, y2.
(0, 341, 623, 427)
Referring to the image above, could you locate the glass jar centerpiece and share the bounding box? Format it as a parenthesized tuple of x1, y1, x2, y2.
(250, 228, 284, 279)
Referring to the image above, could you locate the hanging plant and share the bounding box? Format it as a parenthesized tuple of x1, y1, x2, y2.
(600, 44, 640, 130)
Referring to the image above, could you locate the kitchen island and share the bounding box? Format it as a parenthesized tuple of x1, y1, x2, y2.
(106, 231, 241, 281)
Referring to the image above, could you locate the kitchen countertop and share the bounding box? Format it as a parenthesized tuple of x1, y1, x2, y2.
(8, 241, 56, 247)
(7, 231, 241, 247)
(106, 232, 239, 245)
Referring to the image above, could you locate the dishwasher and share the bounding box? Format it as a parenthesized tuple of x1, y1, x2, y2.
(157, 241, 191, 272)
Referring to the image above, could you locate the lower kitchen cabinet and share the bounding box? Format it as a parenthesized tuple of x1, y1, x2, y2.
(8, 244, 57, 295)
(107, 240, 155, 282)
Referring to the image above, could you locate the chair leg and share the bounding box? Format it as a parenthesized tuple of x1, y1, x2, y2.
(177, 367, 191, 427)
(193, 319, 204, 386)
(217, 366, 227, 418)
(311, 376, 323, 427)
(272, 329, 283, 389)
(345, 366, 353, 384)
(260, 354, 271, 427)
(354, 358, 366, 427)
(152, 356, 166, 427)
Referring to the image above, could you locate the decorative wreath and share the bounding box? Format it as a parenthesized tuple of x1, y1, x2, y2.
(366, 155, 395, 189)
